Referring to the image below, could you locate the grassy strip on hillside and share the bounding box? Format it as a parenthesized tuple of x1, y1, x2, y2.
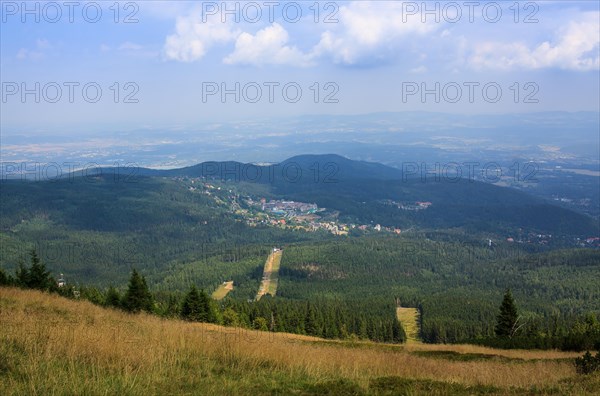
(397, 307, 422, 343)
(256, 250, 282, 300)
(212, 281, 234, 300)
(267, 250, 282, 296)
(2, 287, 599, 395)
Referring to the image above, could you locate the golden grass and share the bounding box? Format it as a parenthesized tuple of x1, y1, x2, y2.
(212, 281, 234, 300)
(256, 250, 282, 300)
(1, 287, 597, 395)
(396, 307, 421, 343)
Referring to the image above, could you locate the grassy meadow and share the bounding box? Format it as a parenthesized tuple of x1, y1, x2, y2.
(1, 287, 599, 395)
(396, 307, 421, 344)
(212, 281, 234, 301)
(256, 250, 282, 300)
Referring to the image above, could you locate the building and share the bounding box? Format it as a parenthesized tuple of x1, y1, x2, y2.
(57, 274, 66, 288)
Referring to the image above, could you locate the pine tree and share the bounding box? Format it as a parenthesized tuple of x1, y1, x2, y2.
(27, 250, 52, 290)
(495, 289, 519, 337)
(181, 285, 206, 322)
(305, 303, 319, 336)
(0, 268, 11, 286)
(198, 288, 219, 323)
(104, 286, 122, 309)
(164, 295, 180, 318)
(15, 258, 29, 287)
(123, 269, 153, 313)
(392, 319, 406, 343)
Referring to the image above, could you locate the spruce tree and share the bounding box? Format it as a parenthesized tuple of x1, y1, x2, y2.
(198, 289, 219, 323)
(15, 258, 29, 288)
(27, 250, 52, 290)
(0, 268, 10, 286)
(164, 295, 180, 318)
(393, 319, 407, 343)
(123, 269, 153, 313)
(181, 285, 205, 321)
(104, 286, 122, 309)
(305, 303, 319, 336)
(495, 289, 519, 337)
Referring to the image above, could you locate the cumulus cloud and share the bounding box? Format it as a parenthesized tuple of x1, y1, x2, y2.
(468, 12, 599, 71)
(312, 2, 439, 65)
(164, 12, 240, 62)
(224, 23, 312, 66)
(161, 2, 598, 72)
(16, 38, 51, 61)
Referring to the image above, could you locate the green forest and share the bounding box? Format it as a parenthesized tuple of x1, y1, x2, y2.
(1, 156, 599, 351)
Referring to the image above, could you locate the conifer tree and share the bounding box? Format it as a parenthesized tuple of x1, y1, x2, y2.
(305, 302, 319, 336)
(164, 295, 180, 318)
(15, 258, 29, 288)
(198, 288, 218, 323)
(27, 250, 52, 290)
(495, 289, 519, 337)
(0, 268, 11, 286)
(123, 269, 153, 313)
(181, 285, 205, 322)
(104, 286, 122, 309)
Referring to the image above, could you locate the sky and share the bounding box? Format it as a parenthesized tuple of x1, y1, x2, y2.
(1, 1, 599, 134)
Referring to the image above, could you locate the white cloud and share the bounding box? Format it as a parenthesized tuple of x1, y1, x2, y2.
(410, 66, 427, 74)
(119, 42, 143, 51)
(164, 11, 240, 62)
(312, 2, 439, 65)
(36, 38, 52, 50)
(161, 2, 598, 73)
(468, 12, 599, 71)
(224, 23, 312, 67)
(16, 39, 50, 60)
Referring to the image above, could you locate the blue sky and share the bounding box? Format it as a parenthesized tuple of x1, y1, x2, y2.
(1, 1, 599, 133)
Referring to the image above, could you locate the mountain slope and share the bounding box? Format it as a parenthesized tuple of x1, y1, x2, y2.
(0, 155, 597, 287)
(2, 287, 593, 395)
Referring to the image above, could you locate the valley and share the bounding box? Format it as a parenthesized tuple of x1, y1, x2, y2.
(1, 155, 598, 347)
(1, 154, 598, 394)
(4, 1, 600, 392)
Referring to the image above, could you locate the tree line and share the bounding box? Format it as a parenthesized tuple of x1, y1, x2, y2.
(3, 250, 597, 350)
(0, 250, 405, 344)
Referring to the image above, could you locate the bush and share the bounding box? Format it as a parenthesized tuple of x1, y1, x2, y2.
(574, 351, 600, 375)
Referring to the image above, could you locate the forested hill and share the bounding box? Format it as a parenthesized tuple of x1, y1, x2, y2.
(56, 153, 597, 237)
(1, 155, 599, 345)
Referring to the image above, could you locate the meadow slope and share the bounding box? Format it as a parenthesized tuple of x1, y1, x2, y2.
(1, 287, 599, 395)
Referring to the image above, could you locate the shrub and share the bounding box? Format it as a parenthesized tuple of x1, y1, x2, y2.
(574, 351, 600, 375)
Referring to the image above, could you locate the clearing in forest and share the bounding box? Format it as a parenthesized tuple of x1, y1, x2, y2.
(396, 306, 421, 343)
(256, 249, 282, 300)
(212, 281, 234, 300)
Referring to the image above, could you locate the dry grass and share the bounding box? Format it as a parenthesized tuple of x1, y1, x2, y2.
(212, 281, 234, 300)
(396, 307, 421, 343)
(256, 250, 282, 300)
(1, 287, 597, 395)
